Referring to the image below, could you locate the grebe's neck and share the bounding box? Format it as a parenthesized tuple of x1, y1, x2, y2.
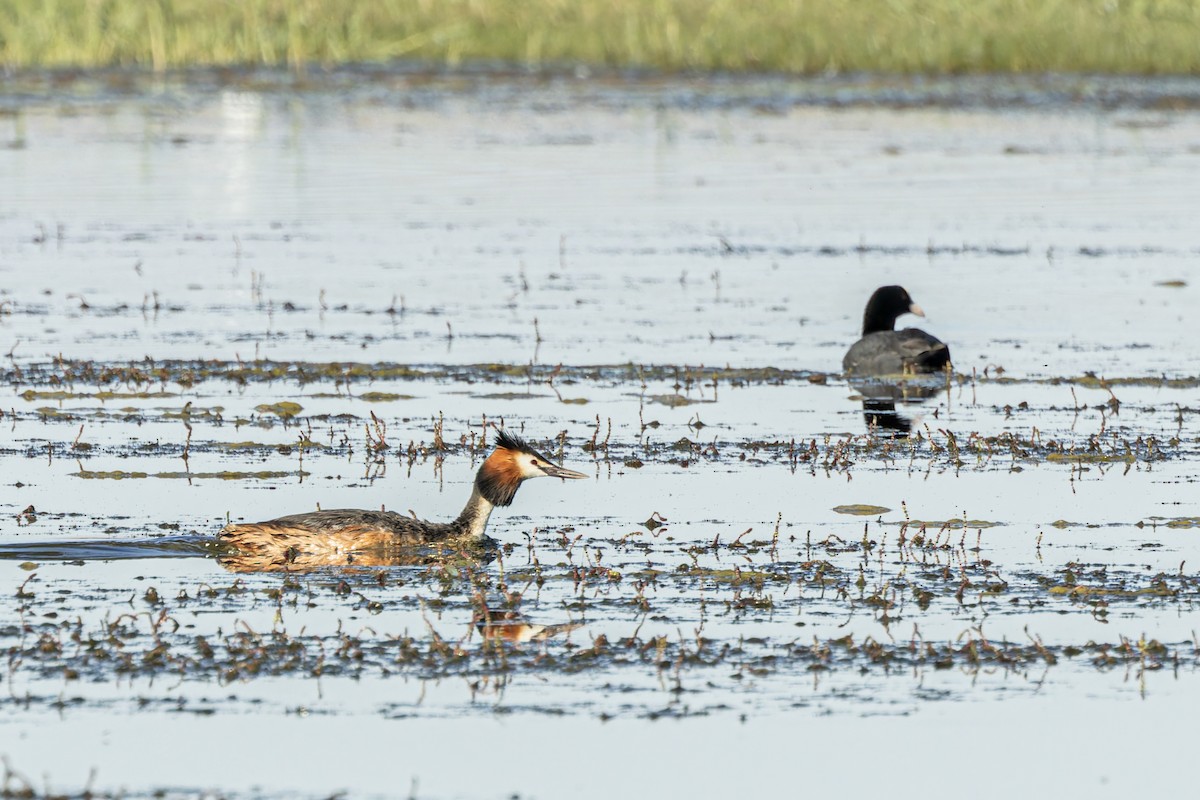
(450, 484, 496, 540)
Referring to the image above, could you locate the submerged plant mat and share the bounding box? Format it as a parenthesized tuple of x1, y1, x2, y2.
(1, 0, 1199, 74)
(2, 359, 1198, 725)
(4, 525, 1198, 711)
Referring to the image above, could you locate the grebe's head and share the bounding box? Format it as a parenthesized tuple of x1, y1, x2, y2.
(476, 429, 587, 507)
(863, 285, 924, 334)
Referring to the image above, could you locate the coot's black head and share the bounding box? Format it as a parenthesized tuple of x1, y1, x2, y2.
(861, 285, 925, 335)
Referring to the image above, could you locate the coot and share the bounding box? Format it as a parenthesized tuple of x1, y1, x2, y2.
(843, 286, 950, 376)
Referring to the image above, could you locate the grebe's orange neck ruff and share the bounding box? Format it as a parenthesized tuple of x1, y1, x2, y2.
(477, 448, 524, 507)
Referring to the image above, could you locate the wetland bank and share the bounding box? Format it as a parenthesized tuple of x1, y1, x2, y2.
(1, 71, 1199, 797)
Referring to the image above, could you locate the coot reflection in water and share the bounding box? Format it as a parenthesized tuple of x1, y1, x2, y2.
(852, 379, 945, 437)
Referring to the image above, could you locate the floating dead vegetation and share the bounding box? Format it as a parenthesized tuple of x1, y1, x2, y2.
(732, 425, 1177, 475)
(1045, 452, 1134, 463)
(254, 401, 303, 418)
(470, 392, 550, 400)
(73, 469, 305, 480)
(648, 394, 701, 407)
(901, 518, 1002, 529)
(1042, 374, 1200, 390)
(359, 391, 416, 402)
(8, 358, 1200, 411)
(214, 440, 329, 454)
(5, 357, 824, 392)
(1047, 584, 1175, 598)
(832, 504, 891, 516)
(21, 389, 175, 401)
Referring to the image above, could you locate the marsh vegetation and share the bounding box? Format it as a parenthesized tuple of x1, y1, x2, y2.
(2, 0, 1200, 74)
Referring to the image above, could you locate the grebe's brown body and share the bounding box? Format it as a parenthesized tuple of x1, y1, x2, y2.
(218, 430, 586, 570)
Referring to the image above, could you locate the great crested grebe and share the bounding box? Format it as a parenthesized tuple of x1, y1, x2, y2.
(843, 285, 951, 376)
(218, 430, 587, 566)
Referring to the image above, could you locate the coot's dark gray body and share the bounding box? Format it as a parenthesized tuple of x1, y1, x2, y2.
(843, 328, 950, 375)
(843, 285, 951, 376)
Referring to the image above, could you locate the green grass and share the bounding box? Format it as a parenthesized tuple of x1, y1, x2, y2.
(1, 0, 1199, 74)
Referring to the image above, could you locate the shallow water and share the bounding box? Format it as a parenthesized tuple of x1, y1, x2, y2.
(0, 73, 1198, 798)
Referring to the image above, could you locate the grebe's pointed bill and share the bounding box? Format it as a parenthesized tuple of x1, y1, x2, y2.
(538, 461, 588, 480)
(908, 302, 926, 318)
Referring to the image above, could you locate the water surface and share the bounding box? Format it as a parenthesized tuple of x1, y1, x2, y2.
(0, 73, 1198, 798)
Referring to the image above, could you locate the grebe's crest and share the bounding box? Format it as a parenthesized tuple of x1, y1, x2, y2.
(477, 429, 586, 506)
(494, 429, 536, 456)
